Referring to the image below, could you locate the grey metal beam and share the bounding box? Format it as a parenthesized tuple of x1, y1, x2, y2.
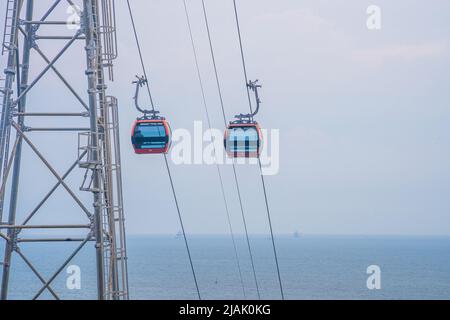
(66, 0, 77, 8)
(38, 0, 63, 25)
(32, 234, 91, 300)
(22, 21, 70, 25)
(0, 137, 19, 201)
(0, 224, 90, 229)
(0, 233, 9, 241)
(21, 151, 87, 226)
(0, 0, 23, 225)
(15, 249, 59, 299)
(13, 29, 81, 105)
(1, 0, 33, 300)
(18, 238, 94, 243)
(84, 0, 105, 300)
(33, 46, 89, 110)
(35, 35, 86, 40)
(25, 127, 91, 132)
(11, 121, 92, 218)
(14, 112, 88, 117)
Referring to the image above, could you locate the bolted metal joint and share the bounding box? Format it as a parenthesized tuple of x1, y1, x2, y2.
(29, 25, 38, 49)
(4, 68, 16, 76)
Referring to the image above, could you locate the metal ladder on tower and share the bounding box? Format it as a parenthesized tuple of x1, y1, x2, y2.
(95, 0, 127, 300)
(0, 0, 16, 223)
(2, 0, 16, 55)
(79, 0, 127, 300)
(104, 96, 128, 299)
(99, 0, 127, 300)
(97, 96, 128, 300)
(0, 76, 5, 225)
(98, 0, 118, 81)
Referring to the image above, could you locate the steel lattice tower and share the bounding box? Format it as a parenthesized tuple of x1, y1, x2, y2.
(0, 0, 128, 300)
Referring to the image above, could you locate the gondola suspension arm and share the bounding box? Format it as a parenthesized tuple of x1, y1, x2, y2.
(132, 75, 159, 118)
(234, 79, 261, 122)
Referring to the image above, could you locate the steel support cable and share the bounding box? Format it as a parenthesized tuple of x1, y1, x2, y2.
(125, 0, 201, 300)
(231, 0, 285, 300)
(125, 0, 155, 111)
(231, 1, 254, 117)
(182, 0, 246, 299)
(200, 0, 261, 299)
(163, 154, 201, 300)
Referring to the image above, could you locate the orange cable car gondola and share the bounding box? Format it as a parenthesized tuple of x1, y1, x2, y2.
(131, 118, 171, 154)
(130, 76, 171, 155)
(224, 80, 263, 158)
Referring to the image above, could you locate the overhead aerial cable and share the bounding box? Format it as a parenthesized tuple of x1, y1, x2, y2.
(200, 0, 261, 299)
(126, 0, 201, 300)
(182, 0, 246, 299)
(231, 0, 285, 300)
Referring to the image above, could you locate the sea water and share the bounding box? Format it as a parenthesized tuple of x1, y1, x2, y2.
(1, 235, 449, 300)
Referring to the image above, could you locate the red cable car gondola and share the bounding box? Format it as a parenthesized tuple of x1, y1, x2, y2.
(224, 80, 263, 158)
(131, 119, 171, 154)
(130, 76, 172, 155)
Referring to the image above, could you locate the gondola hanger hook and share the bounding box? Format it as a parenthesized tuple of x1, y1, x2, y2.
(132, 75, 163, 120)
(234, 79, 262, 123)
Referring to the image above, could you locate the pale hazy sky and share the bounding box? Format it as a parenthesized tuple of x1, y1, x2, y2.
(1, 0, 450, 235)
